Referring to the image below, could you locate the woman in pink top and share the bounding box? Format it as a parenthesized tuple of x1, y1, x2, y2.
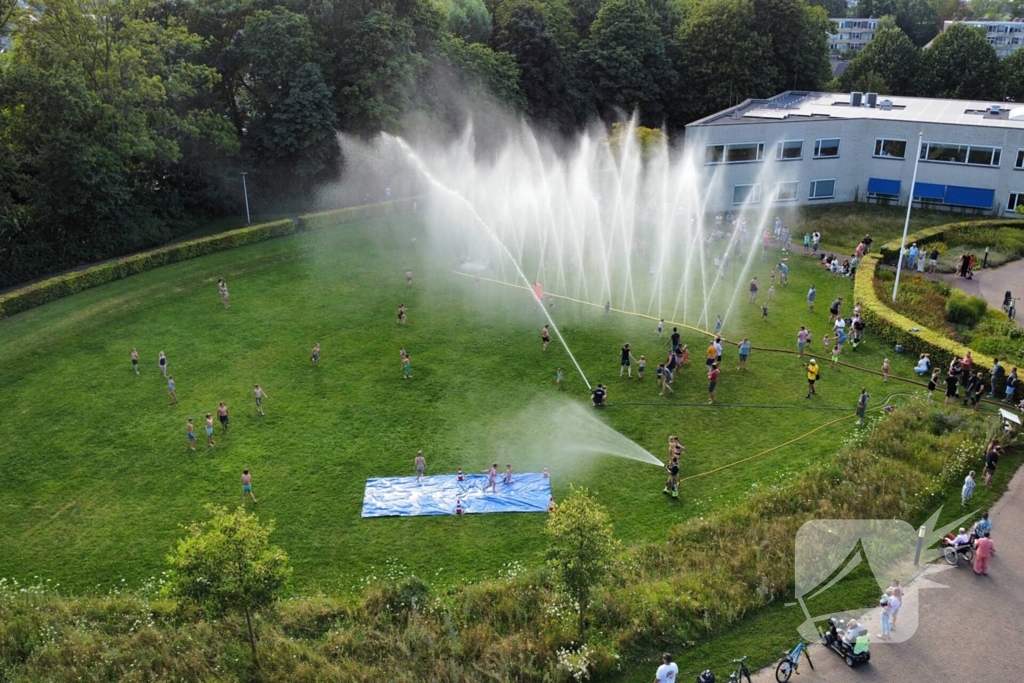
(974, 532, 994, 575)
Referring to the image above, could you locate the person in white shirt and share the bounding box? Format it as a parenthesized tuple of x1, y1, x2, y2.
(655, 653, 678, 682)
(951, 527, 971, 546)
(888, 589, 902, 630)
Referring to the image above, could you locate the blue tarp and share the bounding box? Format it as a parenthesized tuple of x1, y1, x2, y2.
(913, 182, 945, 200)
(361, 473, 552, 517)
(867, 177, 901, 196)
(944, 185, 995, 209)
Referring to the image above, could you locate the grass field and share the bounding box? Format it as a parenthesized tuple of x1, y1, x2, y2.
(0, 209, 964, 596)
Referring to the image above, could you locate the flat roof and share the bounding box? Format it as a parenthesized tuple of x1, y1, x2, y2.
(687, 91, 1024, 130)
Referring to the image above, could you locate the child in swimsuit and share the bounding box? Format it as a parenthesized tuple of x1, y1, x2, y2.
(638, 356, 646, 379)
(503, 463, 514, 484)
(187, 419, 196, 451)
(131, 348, 139, 375)
(205, 413, 215, 447)
(483, 463, 498, 493)
(311, 343, 320, 365)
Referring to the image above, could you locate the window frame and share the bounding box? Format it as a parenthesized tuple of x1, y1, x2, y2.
(920, 141, 1002, 168)
(808, 178, 836, 200)
(1015, 149, 1024, 170)
(813, 138, 841, 159)
(732, 183, 762, 205)
(873, 138, 908, 160)
(705, 142, 766, 165)
(1008, 192, 1024, 213)
(775, 140, 803, 161)
(774, 181, 799, 202)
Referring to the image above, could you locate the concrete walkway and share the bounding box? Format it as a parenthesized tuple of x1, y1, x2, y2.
(752, 466, 1024, 683)
(931, 257, 1024, 323)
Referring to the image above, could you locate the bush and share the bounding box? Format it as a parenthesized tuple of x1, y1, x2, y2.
(945, 290, 988, 327)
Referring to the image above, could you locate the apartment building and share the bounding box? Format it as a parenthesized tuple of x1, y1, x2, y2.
(828, 18, 879, 54)
(684, 91, 1024, 216)
(940, 20, 1024, 58)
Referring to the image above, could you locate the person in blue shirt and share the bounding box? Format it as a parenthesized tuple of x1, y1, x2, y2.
(807, 285, 817, 312)
(907, 243, 919, 269)
(972, 512, 992, 539)
(778, 261, 789, 285)
(738, 338, 751, 370)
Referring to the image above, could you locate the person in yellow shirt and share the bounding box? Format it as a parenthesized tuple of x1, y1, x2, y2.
(705, 342, 717, 368)
(804, 359, 819, 398)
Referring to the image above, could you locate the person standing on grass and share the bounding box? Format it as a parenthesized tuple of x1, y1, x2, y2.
(989, 358, 1004, 397)
(1004, 367, 1018, 402)
(403, 353, 412, 379)
(713, 336, 723, 364)
(945, 373, 959, 405)
(205, 413, 215, 447)
(828, 297, 842, 324)
(928, 369, 939, 399)
(405, 269, 413, 286)
(415, 451, 426, 483)
(778, 260, 789, 285)
(707, 362, 720, 404)
(856, 387, 869, 425)
(311, 343, 320, 366)
(973, 374, 987, 412)
(882, 358, 891, 382)
(655, 653, 679, 683)
(218, 279, 229, 308)
(541, 325, 551, 351)
(131, 348, 140, 375)
(397, 303, 407, 325)
(241, 470, 257, 505)
(659, 364, 674, 396)
(797, 326, 811, 357)
(217, 402, 229, 432)
(738, 338, 751, 370)
(962, 470, 976, 507)
(705, 340, 717, 368)
(483, 462, 498, 493)
(187, 418, 196, 451)
(964, 371, 979, 406)
(761, 300, 769, 321)
(767, 284, 775, 301)
(748, 277, 758, 303)
(984, 440, 1002, 486)
(822, 334, 830, 355)
(638, 355, 646, 380)
(159, 351, 168, 377)
(929, 246, 940, 273)
(168, 376, 178, 405)
(657, 319, 665, 337)
(254, 384, 268, 415)
(804, 359, 819, 398)
(961, 351, 974, 387)
(830, 344, 841, 370)
(803, 233, 811, 253)
(620, 343, 635, 377)
(670, 327, 681, 352)
(812, 231, 821, 255)
(714, 315, 723, 335)
(974, 532, 994, 575)
(556, 367, 564, 390)
(807, 285, 817, 313)
(663, 455, 680, 499)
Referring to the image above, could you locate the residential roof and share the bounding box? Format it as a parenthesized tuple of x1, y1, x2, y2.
(687, 91, 1024, 130)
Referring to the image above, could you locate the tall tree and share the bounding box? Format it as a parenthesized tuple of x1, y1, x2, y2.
(672, 0, 776, 126)
(493, 1, 582, 128)
(894, 0, 938, 46)
(753, 0, 833, 92)
(546, 486, 617, 638)
(579, 0, 677, 126)
(921, 22, 1001, 99)
(166, 505, 291, 668)
(445, 0, 494, 43)
(809, 0, 848, 17)
(1002, 46, 1024, 102)
(838, 25, 922, 95)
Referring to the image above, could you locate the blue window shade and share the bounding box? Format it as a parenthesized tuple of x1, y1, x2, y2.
(867, 178, 901, 196)
(913, 182, 945, 200)
(944, 185, 995, 209)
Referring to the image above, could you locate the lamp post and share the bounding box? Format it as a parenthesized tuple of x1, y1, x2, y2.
(893, 132, 923, 303)
(240, 172, 251, 225)
(914, 524, 926, 566)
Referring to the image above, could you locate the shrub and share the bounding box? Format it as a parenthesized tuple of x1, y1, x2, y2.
(945, 290, 988, 327)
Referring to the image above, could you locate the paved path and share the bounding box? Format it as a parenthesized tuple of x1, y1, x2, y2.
(752, 465, 1024, 683)
(930, 257, 1024, 324)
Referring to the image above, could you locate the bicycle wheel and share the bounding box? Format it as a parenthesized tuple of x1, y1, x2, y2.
(943, 545, 958, 565)
(775, 659, 794, 683)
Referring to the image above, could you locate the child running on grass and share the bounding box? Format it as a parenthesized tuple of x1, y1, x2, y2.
(168, 376, 178, 405)
(638, 355, 646, 380)
(882, 358, 891, 382)
(241, 470, 257, 505)
(823, 334, 830, 353)
(218, 402, 229, 432)
(761, 301, 769, 320)
(831, 344, 841, 370)
(187, 418, 196, 451)
(131, 348, 140, 375)
(556, 367, 564, 390)
(403, 354, 412, 379)
(767, 284, 775, 301)
(205, 413, 215, 447)
(657, 319, 664, 337)
(254, 384, 268, 415)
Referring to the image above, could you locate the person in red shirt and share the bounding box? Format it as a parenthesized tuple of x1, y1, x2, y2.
(708, 362, 720, 404)
(974, 532, 994, 575)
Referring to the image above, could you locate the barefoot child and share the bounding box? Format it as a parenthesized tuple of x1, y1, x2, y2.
(254, 384, 268, 415)
(403, 354, 412, 379)
(218, 279, 229, 308)
(503, 463, 514, 484)
(715, 315, 723, 335)
(928, 369, 939, 399)
(657, 319, 665, 337)
(168, 376, 178, 405)
(738, 338, 751, 370)
(542, 325, 550, 351)
(311, 343, 320, 366)
(882, 358, 891, 382)
(483, 462, 498, 493)
(767, 284, 775, 301)
(217, 402, 229, 432)
(158, 351, 168, 377)
(831, 344, 841, 370)
(205, 413, 215, 447)
(415, 451, 426, 483)
(761, 301, 769, 320)
(822, 334, 830, 353)
(637, 355, 646, 380)
(187, 418, 196, 451)
(241, 469, 257, 505)
(131, 348, 140, 375)
(556, 367, 564, 390)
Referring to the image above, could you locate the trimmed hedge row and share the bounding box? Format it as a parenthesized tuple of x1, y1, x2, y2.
(0, 199, 417, 321)
(855, 219, 1022, 371)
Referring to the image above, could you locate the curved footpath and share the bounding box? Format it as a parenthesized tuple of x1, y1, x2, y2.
(750, 464, 1024, 683)
(927, 256, 1024, 326)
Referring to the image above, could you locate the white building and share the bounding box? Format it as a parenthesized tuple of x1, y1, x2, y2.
(828, 18, 879, 54)
(940, 20, 1024, 58)
(684, 91, 1024, 216)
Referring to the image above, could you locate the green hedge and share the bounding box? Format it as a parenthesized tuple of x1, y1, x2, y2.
(854, 221, 1024, 370)
(0, 198, 418, 321)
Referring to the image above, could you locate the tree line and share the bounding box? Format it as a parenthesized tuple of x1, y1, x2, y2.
(0, 0, 833, 288)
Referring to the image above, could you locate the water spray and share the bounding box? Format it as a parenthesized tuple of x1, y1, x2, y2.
(385, 134, 593, 390)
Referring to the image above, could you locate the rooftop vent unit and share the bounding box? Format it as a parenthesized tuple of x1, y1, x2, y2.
(879, 99, 893, 110)
(850, 91, 863, 107)
(866, 92, 878, 108)
(990, 104, 1002, 114)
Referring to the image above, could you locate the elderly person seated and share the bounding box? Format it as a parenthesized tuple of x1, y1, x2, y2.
(946, 527, 972, 547)
(914, 354, 932, 375)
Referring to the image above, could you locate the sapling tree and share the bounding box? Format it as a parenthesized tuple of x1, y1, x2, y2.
(546, 485, 618, 638)
(165, 505, 291, 668)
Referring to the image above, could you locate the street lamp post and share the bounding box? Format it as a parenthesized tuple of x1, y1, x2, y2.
(240, 172, 251, 225)
(893, 132, 924, 303)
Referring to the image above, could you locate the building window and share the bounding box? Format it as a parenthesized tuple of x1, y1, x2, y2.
(813, 138, 840, 159)
(1015, 149, 1024, 169)
(776, 140, 803, 160)
(705, 142, 765, 164)
(1008, 193, 1024, 213)
(920, 142, 1001, 167)
(874, 138, 907, 159)
(733, 184, 761, 205)
(809, 179, 836, 200)
(775, 181, 799, 202)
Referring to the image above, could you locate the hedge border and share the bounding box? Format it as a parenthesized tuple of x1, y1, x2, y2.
(855, 219, 1021, 371)
(0, 198, 417, 321)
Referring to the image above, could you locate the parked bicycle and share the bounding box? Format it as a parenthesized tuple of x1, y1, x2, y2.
(1003, 291, 1017, 320)
(775, 639, 813, 682)
(694, 656, 752, 683)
